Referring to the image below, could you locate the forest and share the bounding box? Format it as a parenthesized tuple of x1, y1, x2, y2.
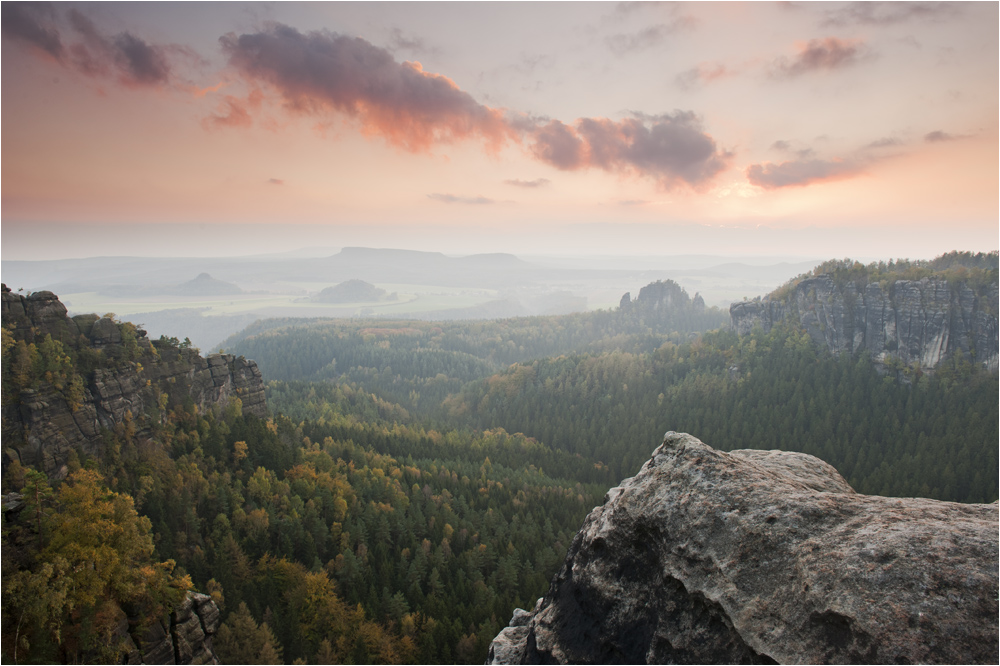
(3, 257, 998, 664)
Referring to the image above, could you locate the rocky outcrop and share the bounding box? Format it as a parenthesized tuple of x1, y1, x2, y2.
(633, 280, 691, 312)
(730, 275, 999, 372)
(488, 432, 999, 664)
(121, 592, 221, 665)
(1, 287, 81, 344)
(617, 280, 729, 334)
(2, 284, 267, 477)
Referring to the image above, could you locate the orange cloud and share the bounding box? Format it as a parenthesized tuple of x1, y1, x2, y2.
(220, 24, 514, 153)
(186, 81, 227, 98)
(203, 89, 263, 130)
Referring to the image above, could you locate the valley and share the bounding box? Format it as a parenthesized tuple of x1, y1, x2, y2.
(4, 2, 996, 662)
(2, 251, 997, 663)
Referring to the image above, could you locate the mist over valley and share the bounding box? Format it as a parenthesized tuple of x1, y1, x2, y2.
(2, 248, 822, 351)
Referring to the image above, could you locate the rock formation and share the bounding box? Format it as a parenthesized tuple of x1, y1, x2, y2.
(617, 280, 728, 334)
(121, 591, 221, 665)
(100, 590, 221, 665)
(488, 432, 999, 665)
(730, 274, 999, 373)
(2, 284, 266, 477)
(632, 280, 691, 312)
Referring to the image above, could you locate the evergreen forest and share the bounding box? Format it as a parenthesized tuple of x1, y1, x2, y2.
(3, 256, 998, 664)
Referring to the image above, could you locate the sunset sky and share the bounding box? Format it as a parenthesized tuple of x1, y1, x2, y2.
(2, 1, 997, 260)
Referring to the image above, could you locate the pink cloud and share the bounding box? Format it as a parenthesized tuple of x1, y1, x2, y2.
(3, 4, 186, 89)
(770, 37, 866, 77)
(219, 22, 731, 189)
(746, 158, 865, 189)
(530, 113, 731, 189)
(676, 61, 733, 89)
(220, 23, 514, 153)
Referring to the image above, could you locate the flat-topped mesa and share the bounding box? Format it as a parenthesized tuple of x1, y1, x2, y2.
(488, 432, 999, 665)
(730, 274, 999, 373)
(1, 284, 267, 477)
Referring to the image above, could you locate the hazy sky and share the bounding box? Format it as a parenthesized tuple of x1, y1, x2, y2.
(2, 1, 997, 260)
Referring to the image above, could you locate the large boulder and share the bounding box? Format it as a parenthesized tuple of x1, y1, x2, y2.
(489, 432, 998, 664)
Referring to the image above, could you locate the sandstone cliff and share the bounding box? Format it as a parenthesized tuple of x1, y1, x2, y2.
(730, 274, 999, 373)
(2, 284, 266, 477)
(488, 432, 998, 664)
(123, 591, 222, 665)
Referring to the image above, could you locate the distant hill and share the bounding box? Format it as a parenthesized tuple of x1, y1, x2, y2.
(314, 279, 388, 303)
(92, 272, 243, 298)
(299, 247, 539, 287)
(175, 272, 243, 296)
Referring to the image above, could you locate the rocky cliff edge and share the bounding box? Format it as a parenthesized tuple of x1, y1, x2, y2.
(730, 275, 999, 373)
(2, 284, 267, 477)
(488, 432, 999, 664)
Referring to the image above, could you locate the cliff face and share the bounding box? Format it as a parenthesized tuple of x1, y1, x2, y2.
(730, 275, 999, 372)
(488, 432, 998, 665)
(2, 285, 266, 477)
(124, 592, 221, 665)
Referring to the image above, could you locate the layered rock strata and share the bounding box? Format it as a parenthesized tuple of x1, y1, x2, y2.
(488, 432, 999, 664)
(2, 285, 266, 476)
(730, 275, 999, 372)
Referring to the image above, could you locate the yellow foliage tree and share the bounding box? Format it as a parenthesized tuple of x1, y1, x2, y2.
(2, 469, 189, 663)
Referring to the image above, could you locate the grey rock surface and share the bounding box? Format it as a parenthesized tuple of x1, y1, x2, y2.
(488, 432, 999, 664)
(134, 592, 221, 665)
(488, 607, 538, 665)
(730, 275, 999, 372)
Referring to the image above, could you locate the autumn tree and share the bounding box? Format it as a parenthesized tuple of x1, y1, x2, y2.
(2, 469, 189, 663)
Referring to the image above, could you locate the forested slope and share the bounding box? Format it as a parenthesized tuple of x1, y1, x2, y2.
(3, 289, 608, 664)
(446, 326, 998, 501)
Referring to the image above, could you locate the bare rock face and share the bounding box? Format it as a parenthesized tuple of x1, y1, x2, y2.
(488, 432, 999, 664)
(124, 592, 221, 665)
(730, 275, 999, 373)
(2, 284, 267, 476)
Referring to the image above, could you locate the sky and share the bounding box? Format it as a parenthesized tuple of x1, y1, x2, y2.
(2, 1, 997, 260)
